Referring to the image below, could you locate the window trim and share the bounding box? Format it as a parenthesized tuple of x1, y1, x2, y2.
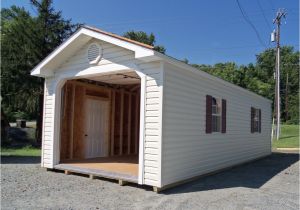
(206, 95, 227, 134)
(211, 97, 222, 133)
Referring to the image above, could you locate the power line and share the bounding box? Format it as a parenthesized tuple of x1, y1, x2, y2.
(236, 0, 268, 48)
(256, 0, 272, 30)
(89, 8, 293, 29)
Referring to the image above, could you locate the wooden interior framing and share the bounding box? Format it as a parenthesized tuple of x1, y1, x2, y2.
(59, 79, 140, 161)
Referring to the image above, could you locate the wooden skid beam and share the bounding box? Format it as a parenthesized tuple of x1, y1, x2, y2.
(65, 170, 71, 175)
(153, 187, 161, 193)
(118, 180, 128, 186)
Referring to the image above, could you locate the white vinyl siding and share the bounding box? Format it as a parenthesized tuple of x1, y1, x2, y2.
(139, 62, 163, 187)
(161, 62, 272, 186)
(42, 77, 55, 168)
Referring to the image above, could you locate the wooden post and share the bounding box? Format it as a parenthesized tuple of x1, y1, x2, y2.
(70, 84, 75, 159)
(110, 90, 115, 156)
(127, 93, 132, 154)
(119, 89, 124, 155)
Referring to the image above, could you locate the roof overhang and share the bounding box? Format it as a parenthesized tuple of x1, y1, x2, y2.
(31, 26, 162, 77)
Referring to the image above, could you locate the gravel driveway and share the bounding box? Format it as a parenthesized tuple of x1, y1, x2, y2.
(1, 152, 299, 210)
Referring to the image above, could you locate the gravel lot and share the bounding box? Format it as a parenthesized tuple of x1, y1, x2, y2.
(1, 152, 299, 210)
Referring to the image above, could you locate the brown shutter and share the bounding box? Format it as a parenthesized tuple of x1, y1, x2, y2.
(206, 95, 212, 133)
(259, 109, 262, 133)
(221, 99, 226, 133)
(251, 107, 254, 133)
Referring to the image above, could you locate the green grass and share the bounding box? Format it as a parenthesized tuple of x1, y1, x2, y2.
(272, 124, 299, 148)
(1, 146, 41, 157)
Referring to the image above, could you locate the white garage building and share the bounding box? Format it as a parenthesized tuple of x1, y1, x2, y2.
(31, 26, 272, 192)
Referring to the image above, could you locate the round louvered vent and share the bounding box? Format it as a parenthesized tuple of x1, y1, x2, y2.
(87, 43, 102, 64)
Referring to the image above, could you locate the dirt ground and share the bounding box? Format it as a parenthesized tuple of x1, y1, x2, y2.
(1, 152, 299, 210)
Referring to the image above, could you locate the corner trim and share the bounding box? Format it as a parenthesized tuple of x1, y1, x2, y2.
(135, 68, 146, 185)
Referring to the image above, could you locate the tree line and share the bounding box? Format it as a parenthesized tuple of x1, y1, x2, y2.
(190, 46, 299, 124)
(1, 0, 299, 143)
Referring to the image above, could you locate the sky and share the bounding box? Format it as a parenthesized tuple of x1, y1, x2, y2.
(2, 0, 299, 65)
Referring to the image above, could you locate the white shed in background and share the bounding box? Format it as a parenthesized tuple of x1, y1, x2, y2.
(31, 25, 272, 192)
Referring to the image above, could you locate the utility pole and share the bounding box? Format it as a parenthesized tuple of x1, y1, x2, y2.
(285, 72, 289, 122)
(272, 9, 287, 140)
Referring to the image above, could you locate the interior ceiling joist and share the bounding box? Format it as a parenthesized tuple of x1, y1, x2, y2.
(86, 72, 140, 85)
(76, 76, 140, 91)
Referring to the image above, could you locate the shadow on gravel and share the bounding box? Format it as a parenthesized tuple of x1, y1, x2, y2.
(163, 152, 299, 194)
(1, 156, 41, 164)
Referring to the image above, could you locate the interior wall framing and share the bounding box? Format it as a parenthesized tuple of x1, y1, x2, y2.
(59, 79, 140, 161)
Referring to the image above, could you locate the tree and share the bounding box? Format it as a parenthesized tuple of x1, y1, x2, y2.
(1, 0, 79, 143)
(256, 46, 299, 123)
(123, 30, 166, 54)
(1, 6, 39, 120)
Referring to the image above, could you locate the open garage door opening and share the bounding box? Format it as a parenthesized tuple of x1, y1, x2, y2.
(56, 71, 141, 183)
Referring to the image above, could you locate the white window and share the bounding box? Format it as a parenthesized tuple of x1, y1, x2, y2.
(251, 107, 261, 133)
(253, 109, 260, 132)
(212, 97, 222, 132)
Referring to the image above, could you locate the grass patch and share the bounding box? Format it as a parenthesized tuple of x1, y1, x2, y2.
(1, 146, 41, 157)
(272, 124, 299, 148)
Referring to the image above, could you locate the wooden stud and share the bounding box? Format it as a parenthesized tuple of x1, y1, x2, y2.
(68, 80, 110, 92)
(130, 85, 140, 92)
(68, 80, 133, 95)
(118, 180, 128, 186)
(85, 95, 110, 101)
(63, 84, 68, 118)
(119, 89, 124, 155)
(134, 92, 140, 154)
(59, 84, 67, 160)
(110, 90, 115, 156)
(127, 93, 132, 154)
(70, 84, 75, 159)
(108, 89, 111, 156)
(73, 85, 86, 159)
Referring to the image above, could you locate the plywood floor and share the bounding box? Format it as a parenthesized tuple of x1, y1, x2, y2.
(55, 155, 139, 182)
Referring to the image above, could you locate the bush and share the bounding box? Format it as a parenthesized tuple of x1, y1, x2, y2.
(4, 109, 30, 122)
(13, 111, 29, 120)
